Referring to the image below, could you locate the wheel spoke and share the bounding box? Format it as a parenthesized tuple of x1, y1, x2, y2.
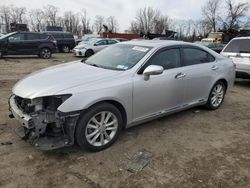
(100, 133, 104, 145)
(87, 129, 99, 139)
(87, 124, 98, 130)
(100, 112, 106, 124)
(106, 120, 117, 127)
(91, 117, 100, 125)
(90, 132, 100, 144)
(106, 126, 117, 131)
(104, 112, 112, 123)
(104, 131, 111, 141)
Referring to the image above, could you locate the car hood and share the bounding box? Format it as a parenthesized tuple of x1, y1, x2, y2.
(13, 61, 121, 99)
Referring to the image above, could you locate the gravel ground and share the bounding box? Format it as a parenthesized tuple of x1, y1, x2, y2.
(0, 53, 249, 188)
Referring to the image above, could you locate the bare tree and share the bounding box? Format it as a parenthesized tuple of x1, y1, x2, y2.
(94, 15, 105, 33)
(129, 20, 140, 33)
(106, 16, 119, 32)
(81, 9, 91, 34)
(135, 7, 161, 33)
(9, 6, 26, 23)
(63, 11, 81, 35)
(154, 15, 171, 34)
(0, 5, 11, 32)
(224, 0, 249, 30)
(43, 4, 59, 26)
(202, 0, 220, 32)
(29, 9, 45, 32)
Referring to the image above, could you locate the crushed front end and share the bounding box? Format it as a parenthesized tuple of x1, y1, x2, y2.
(9, 94, 80, 150)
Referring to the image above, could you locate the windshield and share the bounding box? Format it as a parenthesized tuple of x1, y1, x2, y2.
(0, 32, 15, 39)
(85, 44, 152, 71)
(223, 39, 250, 53)
(208, 33, 222, 39)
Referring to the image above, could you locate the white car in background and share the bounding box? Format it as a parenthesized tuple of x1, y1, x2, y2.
(73, 38, 120, 57)
(221, 37, 250, 79)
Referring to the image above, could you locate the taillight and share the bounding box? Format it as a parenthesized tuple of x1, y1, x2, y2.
(48, 36, 57, 44)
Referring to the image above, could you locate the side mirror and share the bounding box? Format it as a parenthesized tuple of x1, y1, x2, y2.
(143, 65, 164, 80)
(94, 43, 97, 46)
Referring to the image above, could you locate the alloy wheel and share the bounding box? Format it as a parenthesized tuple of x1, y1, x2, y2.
(210, 84, 224, 107)
(85, 111, 118, 147)
(42, 49, 51, 58)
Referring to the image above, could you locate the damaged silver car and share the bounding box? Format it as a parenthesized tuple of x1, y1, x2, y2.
(9, 40, 235, 151)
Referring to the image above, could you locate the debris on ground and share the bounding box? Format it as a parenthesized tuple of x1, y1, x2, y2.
(127, 149, 153, 173)
(65, 171, 102, 188)
(1, 141, 13, 145)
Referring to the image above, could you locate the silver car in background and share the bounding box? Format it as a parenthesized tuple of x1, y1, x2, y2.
(221, 37, 250, 79)
(73, 38, 119, 57)
(9, 40, 235, 151)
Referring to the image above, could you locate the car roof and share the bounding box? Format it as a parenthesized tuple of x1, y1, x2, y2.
(232, 36, 250, 40)
(121, 40, 189, 48)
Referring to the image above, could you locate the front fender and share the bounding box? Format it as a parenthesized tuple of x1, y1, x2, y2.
(57, 84, 133, 124)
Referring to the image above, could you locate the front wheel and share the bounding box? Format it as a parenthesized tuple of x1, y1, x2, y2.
(206, 81, 226, 110)
(85, 49, 94, 57)
(75, 103, 123, 151)
(40, 48, 52, 59)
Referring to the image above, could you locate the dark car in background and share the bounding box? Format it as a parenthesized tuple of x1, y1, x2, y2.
(0, 32, 57, 59)
(43, 31, 76, 53)
(195, 41, 225, 53)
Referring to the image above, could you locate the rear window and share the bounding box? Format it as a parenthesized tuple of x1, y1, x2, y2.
(63, 33, 74, 39)
(40, 34, 49, 39)
(223, 39, 250, 53)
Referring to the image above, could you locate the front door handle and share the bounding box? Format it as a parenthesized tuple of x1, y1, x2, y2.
(175, 73, 186, 79)
(211, 65, 219, 70)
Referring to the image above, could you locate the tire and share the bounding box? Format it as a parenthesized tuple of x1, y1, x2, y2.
(85, 49, 94, 57)
(75, 103, 123, 151)
(0, 51, 2, 58)
(61, 45, 70, 53)
(206, 81, 226, 110)
(40, 48, 52, 59)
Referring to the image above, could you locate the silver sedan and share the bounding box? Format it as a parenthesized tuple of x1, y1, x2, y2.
(9, 40, 235, 151)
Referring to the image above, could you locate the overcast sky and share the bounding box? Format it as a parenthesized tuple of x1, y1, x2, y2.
(1, 0, 250, 31)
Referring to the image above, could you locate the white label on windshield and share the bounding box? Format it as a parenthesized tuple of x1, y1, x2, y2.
(132, 46, 149, 52)
(117, 65, 128, 70)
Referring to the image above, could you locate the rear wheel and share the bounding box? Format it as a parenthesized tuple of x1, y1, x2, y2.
(206, 81, 226, 110)
(40, 48, 52, 59)
(61, 45, 70, 53)
(85, 49, 94, 57)
(75, 103, 122, 151)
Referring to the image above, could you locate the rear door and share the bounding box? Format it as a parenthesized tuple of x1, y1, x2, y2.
(23, 33, 41, 54)
(180, 46, 218, 105)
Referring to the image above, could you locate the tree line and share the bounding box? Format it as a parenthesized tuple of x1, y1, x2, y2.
(0, 0, 249, 39)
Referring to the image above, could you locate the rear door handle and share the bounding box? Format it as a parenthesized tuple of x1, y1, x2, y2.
(175, 73, 186, 79)
(211, 65, 219, 70)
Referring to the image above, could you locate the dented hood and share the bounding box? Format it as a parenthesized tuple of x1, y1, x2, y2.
(12, 61, 121, 99)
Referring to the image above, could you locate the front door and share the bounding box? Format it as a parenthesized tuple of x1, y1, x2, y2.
(133, 48, 186, 121)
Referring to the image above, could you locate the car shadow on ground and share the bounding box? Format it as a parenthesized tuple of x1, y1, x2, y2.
(235, 79, 250, 88)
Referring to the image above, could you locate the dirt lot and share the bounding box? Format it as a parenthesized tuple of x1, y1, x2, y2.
(0, 53, 249, 188)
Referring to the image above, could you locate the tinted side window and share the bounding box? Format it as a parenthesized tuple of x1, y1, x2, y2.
(40, 34, 49, 39)
(223, 39, 250, 53)
(96, 40, 107, 46)
(146, 48, 181, 70)
(9, 33, 25, 41)
(108, 40, 118, 45)
(63, 33, 74, 39)
(182, 48, 215, 66)
(26, 33, 40, 40)
(51, 33, 63, 39)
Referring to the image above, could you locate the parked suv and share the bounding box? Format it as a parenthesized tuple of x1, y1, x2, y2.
(0, 32, 57, 59)
(221, 37, 250, 79)
(44, 31, 75, 53)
